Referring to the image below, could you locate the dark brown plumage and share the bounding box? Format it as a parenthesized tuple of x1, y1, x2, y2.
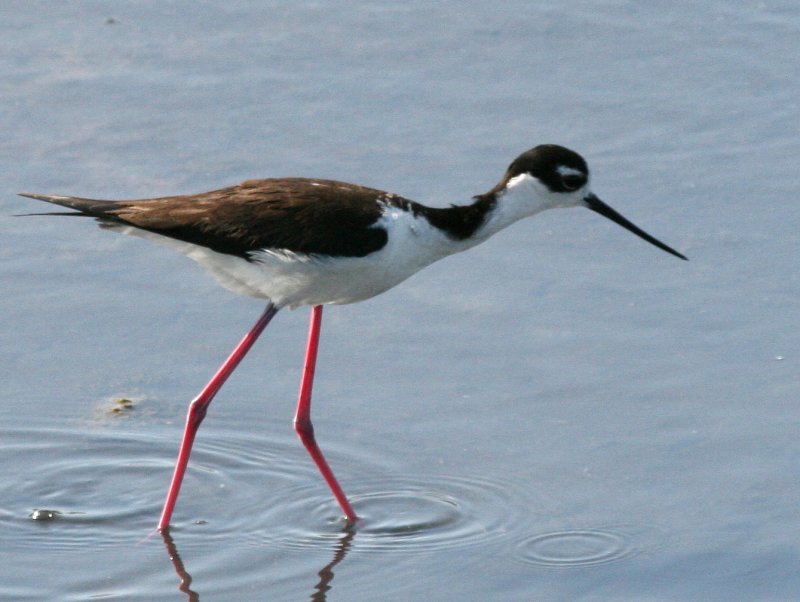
(20, 177, 499, 260)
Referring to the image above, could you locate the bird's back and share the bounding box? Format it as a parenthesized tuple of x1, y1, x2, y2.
(21, 178, 419, 259)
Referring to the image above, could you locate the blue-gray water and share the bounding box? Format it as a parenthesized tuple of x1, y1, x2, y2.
(2, 2, 799, 600)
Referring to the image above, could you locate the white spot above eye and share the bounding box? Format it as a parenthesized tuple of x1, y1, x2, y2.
(556, 165, 585, 178)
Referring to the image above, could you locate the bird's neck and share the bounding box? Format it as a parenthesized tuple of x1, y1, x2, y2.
(421, 174, 549, 250)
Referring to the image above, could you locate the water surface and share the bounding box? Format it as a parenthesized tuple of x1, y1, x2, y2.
(2, 2, 799, 600)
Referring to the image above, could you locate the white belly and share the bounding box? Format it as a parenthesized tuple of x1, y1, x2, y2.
(200, 248, 425, 308)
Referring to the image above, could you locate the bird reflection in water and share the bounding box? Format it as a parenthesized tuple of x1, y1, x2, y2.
(160, 526, 356, 602)
(161, 530, 199, 602)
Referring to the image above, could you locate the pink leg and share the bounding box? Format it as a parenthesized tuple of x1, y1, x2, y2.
(158, 303, 279, 531)
(294, 305, 358, 522)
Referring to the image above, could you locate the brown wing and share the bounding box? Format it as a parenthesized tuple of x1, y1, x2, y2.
(21, 179, 410, 258)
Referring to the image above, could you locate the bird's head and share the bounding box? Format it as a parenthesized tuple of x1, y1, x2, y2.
(490, 144, 687, 260)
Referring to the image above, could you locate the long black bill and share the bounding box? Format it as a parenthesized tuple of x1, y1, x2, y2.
(584, 194, 687, 260)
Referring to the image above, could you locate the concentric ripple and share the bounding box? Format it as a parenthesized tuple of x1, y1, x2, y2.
(253, 474, 539, 553)
(0, 426, 171, 549)
(0, 424, 315, 550)
(513, 525, 661, 568)
(2, 423, 566, 557)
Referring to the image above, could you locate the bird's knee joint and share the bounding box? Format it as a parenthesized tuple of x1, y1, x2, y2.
(187, 400, 208, 428)
(294, 417, 314, 438)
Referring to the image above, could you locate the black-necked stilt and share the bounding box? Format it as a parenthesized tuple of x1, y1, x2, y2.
(20, 144, 686, 529)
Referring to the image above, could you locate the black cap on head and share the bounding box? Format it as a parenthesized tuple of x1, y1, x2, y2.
(505, 145, 589, 193)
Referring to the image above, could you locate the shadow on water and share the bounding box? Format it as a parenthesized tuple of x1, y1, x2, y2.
(160, 526, 356, 602)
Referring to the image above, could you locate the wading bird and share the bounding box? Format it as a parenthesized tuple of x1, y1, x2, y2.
(20, 144, 686, 529)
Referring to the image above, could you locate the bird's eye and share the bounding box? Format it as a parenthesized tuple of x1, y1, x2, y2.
(561, 174, 584, 191)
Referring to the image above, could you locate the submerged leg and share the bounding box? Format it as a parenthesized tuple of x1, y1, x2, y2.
(158, 302, 279, 531)
(294, 305, 358, 522)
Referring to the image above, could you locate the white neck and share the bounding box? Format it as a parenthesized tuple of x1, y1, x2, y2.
(472, 173, 556, 243)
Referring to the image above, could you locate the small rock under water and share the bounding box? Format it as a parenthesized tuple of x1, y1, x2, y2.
(30, 509, 61, 521)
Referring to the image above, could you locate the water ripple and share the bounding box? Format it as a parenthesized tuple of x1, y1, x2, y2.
(1, 426, 169, 549)
(1, 424, 563, 556)
(0, 424, 312, 549)
(512, 525, 662, 568)
(248, 474, 541, 553)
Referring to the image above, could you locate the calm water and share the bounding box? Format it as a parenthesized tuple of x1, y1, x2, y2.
(2, 2, 799, 600)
